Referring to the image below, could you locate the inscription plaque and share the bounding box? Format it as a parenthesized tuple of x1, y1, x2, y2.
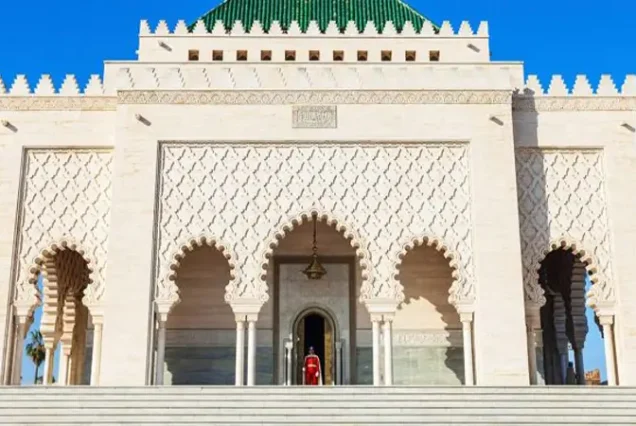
(292, 105, 337, 128)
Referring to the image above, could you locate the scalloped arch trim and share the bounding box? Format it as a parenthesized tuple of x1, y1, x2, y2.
(392, 234, 469, 308)
(27, 238, 95, 286)
(157, 234, 238, 311)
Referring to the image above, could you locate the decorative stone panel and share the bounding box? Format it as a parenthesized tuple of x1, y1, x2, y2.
(14, 149, 113, 310)
(157, 142, 474, 307)
(515, 149, 613, 310)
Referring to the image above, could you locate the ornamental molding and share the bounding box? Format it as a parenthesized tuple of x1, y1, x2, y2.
(512, 95, 636, 112)
(14, 149, 114, 311)
(118, 90, 512, 105)
(515, 148, 614, 312)
(156, 142, 474, 306)
(0, 97, 116, 111)
(392, 329, 463, 348)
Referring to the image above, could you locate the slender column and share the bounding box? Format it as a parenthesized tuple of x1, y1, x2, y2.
(371, 316, 381, 386)
(574, 348, 586, 384)
(284, 340, 293, 386)
(246, 317, 257, 386)
(234, 317, 245, 386)
(11, 317, 28, 385)
(155, 315, 168, 385)
(382, 315, 393, 386)
(90, 320, 104, 386)
(526, 326, 538, 385)
(335, 341, 343, 386)
(42, 344, 55, 385)
(460, 312, 475, 386)
(58, 345, 71, 386)
(600, 315, 618, 386)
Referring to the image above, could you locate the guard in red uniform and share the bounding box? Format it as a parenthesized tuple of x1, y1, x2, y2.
(303, 347, 322, 385)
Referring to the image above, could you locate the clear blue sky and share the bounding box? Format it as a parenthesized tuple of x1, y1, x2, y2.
(6, 0, 632, 383)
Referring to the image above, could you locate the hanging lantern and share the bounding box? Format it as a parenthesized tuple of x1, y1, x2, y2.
(302, 214, 327, 280)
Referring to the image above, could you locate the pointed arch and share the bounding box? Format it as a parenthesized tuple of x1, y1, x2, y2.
(157, 234, 238, 312)
(258, 210, 371, 302)
(392, 234, 471, 308)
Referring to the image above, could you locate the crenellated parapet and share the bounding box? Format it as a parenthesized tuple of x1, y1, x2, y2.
(140, 19, 489, 37)
(514, 74, 636, 112)
(137, 19, 491, 63)
(0, 74, 105, 96)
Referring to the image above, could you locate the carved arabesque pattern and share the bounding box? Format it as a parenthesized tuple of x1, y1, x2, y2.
(14, 150, 113, 310)
(515, 149, 613, 310)
(157, 143, 474, 305)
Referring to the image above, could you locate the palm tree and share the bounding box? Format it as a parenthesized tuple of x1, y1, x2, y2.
(25, 330, 45, 385)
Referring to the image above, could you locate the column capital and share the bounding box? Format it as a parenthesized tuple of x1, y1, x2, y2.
(598, 314, 614, 326)
(246, 313, 258, 323)
(382, 313, 395, 322)
(230, 299, 262, 317)
(370, 313, 384, 323)
(365, 298, 399, 316)
(235, 314, 247, 323)
(85, 304, 105, 319)
(459, 311, 473, 323)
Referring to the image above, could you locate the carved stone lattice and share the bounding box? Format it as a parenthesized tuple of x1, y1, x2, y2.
(157, 143, 474, 306)
(515, 149, 613, 310)
(14, 150, 113, 310)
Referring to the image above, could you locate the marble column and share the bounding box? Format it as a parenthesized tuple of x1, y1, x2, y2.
(525, 310, 541, 385)
(460, 312, 475, 386)
(11, 316, 28, 385)
(371, 316, 381, 386)
(246, 316, 257, 386)
(58, 344, 71, 386)
(235, 316, 245, 386)
(574, 348, 586, 384)
(90, 319, 103, 386)
(42, 344, 55, 385)
(599, 315, 618, 386)
(335, 340, 343, 385)
(155, 318, 167, 385)
(284, 340, 293, 386)
(382, 315, 393, 386)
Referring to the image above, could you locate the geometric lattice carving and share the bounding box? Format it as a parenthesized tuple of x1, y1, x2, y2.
(14, 149, 113, 311)
(157, 143, 474, 308)
(515, 149, 613, 312)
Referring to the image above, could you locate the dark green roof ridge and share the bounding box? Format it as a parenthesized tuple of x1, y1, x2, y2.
(189, 0, 439, 34)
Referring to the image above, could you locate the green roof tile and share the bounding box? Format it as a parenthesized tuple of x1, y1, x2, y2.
(191, 0, 438, 34)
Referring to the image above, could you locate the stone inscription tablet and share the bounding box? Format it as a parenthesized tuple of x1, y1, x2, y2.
(292, 105, 337, 128)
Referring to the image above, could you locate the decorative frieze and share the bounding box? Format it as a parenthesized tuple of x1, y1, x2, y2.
(292, 106, 337, 129)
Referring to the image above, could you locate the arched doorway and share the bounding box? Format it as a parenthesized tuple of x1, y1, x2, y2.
(292, 307, 338, 385)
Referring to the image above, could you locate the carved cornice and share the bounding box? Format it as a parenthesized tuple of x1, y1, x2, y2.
(513, 96, 636, 112)
(0, 97, 117, 111)
(118, 90, 512, 105)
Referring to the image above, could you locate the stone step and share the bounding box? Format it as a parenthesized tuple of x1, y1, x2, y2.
(1, 414, 635, 425)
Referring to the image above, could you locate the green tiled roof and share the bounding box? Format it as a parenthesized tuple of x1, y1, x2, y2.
(192, 0, 438, 33)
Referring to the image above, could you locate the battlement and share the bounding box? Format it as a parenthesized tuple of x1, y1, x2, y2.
(0, 74, 105, 95)
(137, 19, 491, 63)
(520, 74, 636, 96)
(140, 19, 489, 37)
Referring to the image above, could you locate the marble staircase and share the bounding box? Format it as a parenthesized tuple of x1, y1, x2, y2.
(1, 386, 636, 425)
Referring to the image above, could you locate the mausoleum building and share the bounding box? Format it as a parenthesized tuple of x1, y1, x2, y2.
(1, 0, 635, 389)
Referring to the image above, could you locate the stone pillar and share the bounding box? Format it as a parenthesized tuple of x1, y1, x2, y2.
(599, 315, 617, 386)
(335, 340, 343, 385)
(11, 316, 29, 385)
(382, 315, 393, 386)
(460, 311, 475, 386)
(155, 315, 168, 385)
(234, 315, 245, 386)
(574, 348, 585, 385)
(246, 316, 257, 386)
(89, 317, 104, 386)
(526, 309, 541, 385)
(42, 343, 55, 385)
(371, 315, 382, 386)
(284, 340, 293, 386)
(371, 315, 381, 386)
(58, 344, 71, 386)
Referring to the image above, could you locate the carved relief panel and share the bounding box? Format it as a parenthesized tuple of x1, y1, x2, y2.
(515, 148, 613, 309)
(157, 143, 474, 306)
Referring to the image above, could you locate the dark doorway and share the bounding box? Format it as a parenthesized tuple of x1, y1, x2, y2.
(304, 313, 325, 382)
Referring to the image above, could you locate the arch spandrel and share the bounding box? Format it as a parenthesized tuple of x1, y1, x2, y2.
(157, 143, 472, 308)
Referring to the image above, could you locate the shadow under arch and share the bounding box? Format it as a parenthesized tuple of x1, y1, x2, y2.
(260, 210, 371, 301)
(392, 235, 466, 385)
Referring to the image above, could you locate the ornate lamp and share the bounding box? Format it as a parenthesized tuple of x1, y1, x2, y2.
(302, 213, 327, 280)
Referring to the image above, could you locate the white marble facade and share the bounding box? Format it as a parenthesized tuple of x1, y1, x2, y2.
(0, 14, 635, 388)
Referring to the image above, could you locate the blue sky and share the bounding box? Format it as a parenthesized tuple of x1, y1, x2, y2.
(7, 0, 632, 383)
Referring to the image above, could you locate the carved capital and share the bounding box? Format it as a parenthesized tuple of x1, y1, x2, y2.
(598, 314, 614, 326)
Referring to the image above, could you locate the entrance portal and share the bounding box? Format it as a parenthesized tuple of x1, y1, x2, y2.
(294, 310, 335, 385)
